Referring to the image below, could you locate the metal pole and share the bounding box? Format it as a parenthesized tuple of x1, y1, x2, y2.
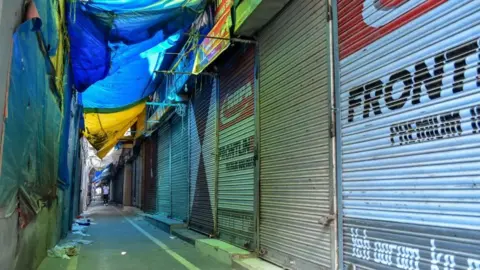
(214, 75, 220, 238)
(154, 70, 217, 77)
(183, 33, 258, 44)
(146, 102, 185, 107)
(253, 42, 261, 254)
(331, 0, 344, 268)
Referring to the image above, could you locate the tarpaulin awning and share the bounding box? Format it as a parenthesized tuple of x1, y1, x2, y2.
(83, 102, 146, 158)
(68, 0, 205, 97)
(79, 30, 181, 109)
(92, 166, 111, 183)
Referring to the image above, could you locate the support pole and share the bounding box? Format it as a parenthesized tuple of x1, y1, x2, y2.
(154, 70, 217, 77)
(183, 33, 257, 44)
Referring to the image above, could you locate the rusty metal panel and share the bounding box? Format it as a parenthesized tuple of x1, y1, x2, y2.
(336, 1, 480, 269)
(156, 123, 171, 217)
(143, 135, 157, 213)
(171, 113, 189, 222)
(258, 0, 334, 269)
(218, 45, 256, 250)
(189, 76, 218, 235)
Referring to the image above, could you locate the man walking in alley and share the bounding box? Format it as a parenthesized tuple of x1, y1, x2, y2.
(102, 184, 109, 206)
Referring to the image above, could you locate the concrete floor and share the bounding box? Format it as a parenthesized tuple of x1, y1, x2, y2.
(37, 204, 230, 270)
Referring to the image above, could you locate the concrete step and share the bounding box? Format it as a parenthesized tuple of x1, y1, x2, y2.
(232, 258, 283, 270)
(142, 214, 187, 234)
(171, 228, 207, 245)
(144, 221, 282, 270)
(195, 239, 254, 266)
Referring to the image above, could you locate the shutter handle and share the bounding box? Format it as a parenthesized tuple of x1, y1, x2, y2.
(318, 215, 335, 226)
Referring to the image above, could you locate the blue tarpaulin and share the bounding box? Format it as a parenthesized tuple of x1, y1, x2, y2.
(92, 165, 111, 183)
(80, 30, 181, 109)
(68, 0, 206, 109)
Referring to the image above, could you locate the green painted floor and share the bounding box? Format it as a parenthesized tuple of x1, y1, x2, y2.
(37, 204, 230, 270)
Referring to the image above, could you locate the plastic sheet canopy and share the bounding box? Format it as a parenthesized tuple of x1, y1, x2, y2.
(0, 19, 63, 218)
(68, 0, 205, 109)
(79, 31, 181, 109)
(83, 102, 146, 158)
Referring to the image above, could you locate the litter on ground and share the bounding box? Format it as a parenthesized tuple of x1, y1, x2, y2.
(47, 239, 93, 260)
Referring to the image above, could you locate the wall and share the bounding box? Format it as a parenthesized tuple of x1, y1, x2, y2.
(0, 0, 24, 167)
(14, 194, 63, 270)
(0, 2, 26, 268)
(0, 1, 75, 268)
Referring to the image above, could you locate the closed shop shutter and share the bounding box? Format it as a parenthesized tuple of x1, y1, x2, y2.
(258, 0, 334, 269)
(135, 152, 143, 208)
(114, 167, 124, 204)
(189, 76, 218, 235)
(143, 135, 157, 213)
(171, 113, 189, 222)
(218, 45, 256, 249)
(157, 123, 171, 217)
(132, 159, 137, 206)
(336, 1, 480, 269)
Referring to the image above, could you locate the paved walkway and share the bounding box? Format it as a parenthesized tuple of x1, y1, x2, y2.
(38, 204, 229, 270)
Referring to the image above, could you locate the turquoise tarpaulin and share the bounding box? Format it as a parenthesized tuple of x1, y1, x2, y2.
(68, 0, 206, 109)
(0, 19, 63, 217)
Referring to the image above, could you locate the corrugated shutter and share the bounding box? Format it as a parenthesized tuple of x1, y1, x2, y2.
(157, 123, 171, 217)
(258, 0, 334, 269)
(114, 167, 124, 204)
(218, 45, 256, 249)
(143, 135, 157, 213)
(132, 158, 137, 206)
(189, 76, 218, 235)
(135, 153, 143, 208)
(336, 1, 480, 269)
(171, 113, 189, 222)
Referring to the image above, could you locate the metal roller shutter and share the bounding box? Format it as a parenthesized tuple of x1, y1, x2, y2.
(189, 76, 218, 235)
(335, 1, 480, 269)
(114, 167, 124, 204)
(157, 123, 171, 217)
(218, 45, 256, 249)
(171, 113, 189, 222)
(258, 0, 334, 269)
(135, 152, 143, 208)
(132, 158, 137, 206)
(143, 135, 157, 213)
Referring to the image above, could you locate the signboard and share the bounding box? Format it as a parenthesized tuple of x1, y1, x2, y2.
(338, 0, 446, 59)
(193, 1, 232, 75)
(219, 82, 254, 131)
(234, 0, 262, 32)
(215, 0, 233, 22)
(337, 1, 480, 269)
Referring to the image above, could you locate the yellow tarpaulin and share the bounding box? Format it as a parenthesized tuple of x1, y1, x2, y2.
(135, 107, 146, 139)
(84, 102, 146, 158)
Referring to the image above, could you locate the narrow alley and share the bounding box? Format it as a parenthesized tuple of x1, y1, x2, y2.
(1, 0, 480, 270)
(38, 203, 230, 270)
